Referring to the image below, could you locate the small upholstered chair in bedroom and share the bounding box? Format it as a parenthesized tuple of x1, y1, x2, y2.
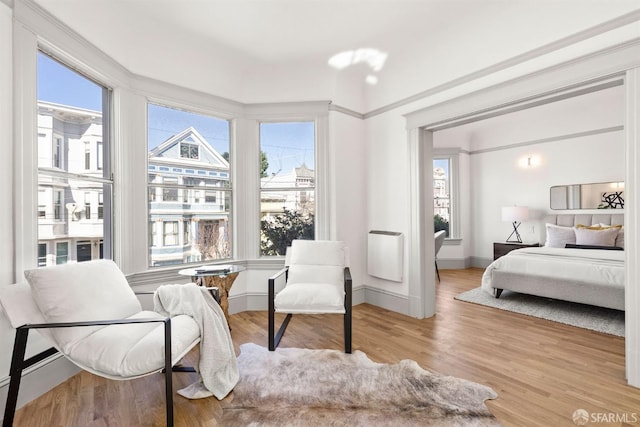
(434, 230, 446, 282)
(268, 239, 352, 353)
(0, 260, 202, 427)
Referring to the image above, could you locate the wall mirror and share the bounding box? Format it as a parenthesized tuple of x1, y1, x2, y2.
(550, 182, 624, 210)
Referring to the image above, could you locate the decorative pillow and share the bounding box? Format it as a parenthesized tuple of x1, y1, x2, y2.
(598, 224, 624, 248)
(574, 226, 619, 247)
(544, 223, 576, 248)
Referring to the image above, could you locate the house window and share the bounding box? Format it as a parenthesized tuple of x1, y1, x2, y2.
(54, 190, 63, 220)
(37, 50, 112, 266)
(38, 243, 47, 267)
(97, 142, 103, 170)
(163, 221, 179, 246)
(38, 190, 46, 218)
(56, 241, 68, 264)
(148, 103, 231, 267)
(53, 137, 62, 168)
(162, 177, 179, 201)
(84, 142, 91, 170)
(84, 192, 91, 219)
(259, 121, 315, 256)
(433, 152, 459, 238)
(184, 220, 191, 245)
(77, 241, 92, 262)
(98, 193, 104, 219)
(180, 142, 199, 159)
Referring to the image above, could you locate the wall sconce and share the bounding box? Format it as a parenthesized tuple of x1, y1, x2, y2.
(519, 155, 540, 168)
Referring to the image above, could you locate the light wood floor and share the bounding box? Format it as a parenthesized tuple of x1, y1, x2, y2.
(11, 268, 640, 426)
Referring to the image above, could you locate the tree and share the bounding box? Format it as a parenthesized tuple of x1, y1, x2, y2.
(260, 151, 269, 178)
(261, 208, 314, 255)
(434, 214, 449, 237)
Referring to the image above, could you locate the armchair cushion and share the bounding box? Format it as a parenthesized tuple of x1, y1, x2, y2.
(275, 282, 345, 313)
(24, 260, 142, 354)
(287, 240, 346, 286)
(289, 240, 345, 266)
(67, 311, 200, 378)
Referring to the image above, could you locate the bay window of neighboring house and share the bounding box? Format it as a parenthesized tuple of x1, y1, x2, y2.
(147, 103, 232, 267)
(36, 50, 112, 266)
(259, 121, 315, 256)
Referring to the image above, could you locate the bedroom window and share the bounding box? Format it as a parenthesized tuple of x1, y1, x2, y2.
(433, 152, 459, 239)
(259, 121, 315, 256)
(147, 103, 232, 267)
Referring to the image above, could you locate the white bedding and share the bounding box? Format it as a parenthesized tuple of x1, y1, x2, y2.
(481, 246, 625, 295)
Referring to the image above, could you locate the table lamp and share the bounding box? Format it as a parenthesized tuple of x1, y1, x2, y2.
(501, 206, 528, 243)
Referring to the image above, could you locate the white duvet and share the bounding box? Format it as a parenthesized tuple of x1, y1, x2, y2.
(481, 246, 625, 295)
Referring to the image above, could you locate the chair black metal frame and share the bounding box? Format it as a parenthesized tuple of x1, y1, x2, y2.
(434, 230, 447, 282)
(3, 314, 190, 427)
(268, 266, 352, 354)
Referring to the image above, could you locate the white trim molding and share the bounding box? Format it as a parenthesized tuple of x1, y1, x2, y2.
(625, 67, 640, 387)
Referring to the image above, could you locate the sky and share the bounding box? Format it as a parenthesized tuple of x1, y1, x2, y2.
(37, 51, 315, 177)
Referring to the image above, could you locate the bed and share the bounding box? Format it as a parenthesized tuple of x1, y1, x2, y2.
(481, 213, 625, 311)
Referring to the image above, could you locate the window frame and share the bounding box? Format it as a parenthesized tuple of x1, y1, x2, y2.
(145, 101, 234, 268)
(433, 149, 460, 240)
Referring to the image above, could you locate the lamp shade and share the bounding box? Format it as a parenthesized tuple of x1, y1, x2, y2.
(501, 206, 528, 222)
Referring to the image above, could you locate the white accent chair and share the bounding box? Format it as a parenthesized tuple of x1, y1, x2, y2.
(268, 240, 352, 353)
(434, 230, 446, 281)
(0, 260, 201, 427)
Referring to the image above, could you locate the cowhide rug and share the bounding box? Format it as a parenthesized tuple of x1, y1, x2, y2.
(221, 343, 500, 426)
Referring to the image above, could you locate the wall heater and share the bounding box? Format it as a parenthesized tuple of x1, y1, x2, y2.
(367, 230, 404, 282)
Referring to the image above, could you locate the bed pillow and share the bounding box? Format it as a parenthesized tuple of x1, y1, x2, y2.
(574, 226, 619, 247)
(598, 224, 624, 248)
(544, 223, 576, 248)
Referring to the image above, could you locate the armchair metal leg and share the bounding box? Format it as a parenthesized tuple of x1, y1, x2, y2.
(344, 311, 352, 354)
(435, 260, 440, 282)
(268, 273, 292, 351)
(3, 328, 29, 427)
(344, 266, 352, 354)
(163, 319, 174, 427)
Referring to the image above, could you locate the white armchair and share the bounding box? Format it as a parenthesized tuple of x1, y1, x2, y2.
(268, 240, 352, 353)
(0, 260, 201, 427)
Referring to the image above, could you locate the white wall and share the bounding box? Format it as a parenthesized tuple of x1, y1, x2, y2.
(330, 111, 367, 295)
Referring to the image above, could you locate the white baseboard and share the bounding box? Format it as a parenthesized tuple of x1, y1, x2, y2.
(0, 353, 79, 419)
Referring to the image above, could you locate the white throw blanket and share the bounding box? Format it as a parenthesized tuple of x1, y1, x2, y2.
(154, 283, 239, 399)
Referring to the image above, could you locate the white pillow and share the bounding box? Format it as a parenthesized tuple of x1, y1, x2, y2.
(24, 260, 142, 353)
(545, 223, 576, 248)
(574, 226, 620, 247)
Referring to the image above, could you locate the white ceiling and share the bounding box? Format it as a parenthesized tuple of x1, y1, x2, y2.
(30, 0, 640, 110)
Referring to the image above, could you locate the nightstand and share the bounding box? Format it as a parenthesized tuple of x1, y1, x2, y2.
(493, 242, 540, 260)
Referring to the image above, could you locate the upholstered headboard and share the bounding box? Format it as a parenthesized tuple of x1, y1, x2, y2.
(541, 213, 624, 243)
(543, 213, 624, 227)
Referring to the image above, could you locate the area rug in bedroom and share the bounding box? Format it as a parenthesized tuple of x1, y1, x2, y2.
(221, 342, 500, 426)
(455, 288, 624, 337)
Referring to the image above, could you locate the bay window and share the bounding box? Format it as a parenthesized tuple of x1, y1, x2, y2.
(147, 103, 232, 267)
(36, 50, 112, 265)
(259, 121, 315, 256)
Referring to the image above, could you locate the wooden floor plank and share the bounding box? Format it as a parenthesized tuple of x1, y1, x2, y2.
(11, 268, 640, 426)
